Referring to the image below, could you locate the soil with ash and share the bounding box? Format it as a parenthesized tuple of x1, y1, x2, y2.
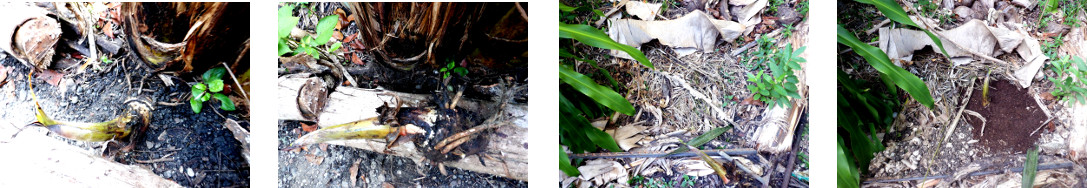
(964, 80, 1045, 154)
(0, 52, 249, 187)
(277, 121, 526, 188)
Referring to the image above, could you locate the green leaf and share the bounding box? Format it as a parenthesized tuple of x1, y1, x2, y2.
(192, 83, 207, 100)
(200, 91, 212, 102)
(559, 65, 635, 115)
(667, 126, 731, 156)
(559, 148, 580, 176)
(315, 15, 339, 44)
(278, 39, 291, 56)
(213, 93, 236, 111)
(559, 2, 577, 12)
(1022, 147, 1039, 188)
(208, 79, 225, 93)
(582, 123, 622, 152)
(190, 97, 203, 114)
(559, 23, 653, 68)
(203, 67, 227, 82)
(306, 47, 320, 59)
(837, 136, 860, 188)
(853, 0, 948, 56)
(278, 5, 299, 39)
(329, 42, 342, 52)
(838, 24, 935, 109)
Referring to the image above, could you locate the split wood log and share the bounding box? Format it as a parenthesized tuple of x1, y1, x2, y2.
(0, 128, 180, 187)
(278, 77, 528, 181)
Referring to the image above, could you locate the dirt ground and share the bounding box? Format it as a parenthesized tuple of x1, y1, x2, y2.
(838, 0, 1087, 187)
(0, 51, 249, 186)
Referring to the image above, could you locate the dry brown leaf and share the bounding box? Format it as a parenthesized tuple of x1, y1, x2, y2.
(609, 125, 647, 151)
(38, 70, 64, 86)
(382, 182, 394, 188)
(301, 122, 318, 132)
(304, 154, 324, 165)
(349, 159, 361, 187)
(351, 53, 364, 65)
(333, 31, 344, 41)
(344, 33, 357, 43)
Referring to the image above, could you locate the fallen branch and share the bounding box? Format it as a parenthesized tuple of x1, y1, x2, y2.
(863, 162, 1076, 184)
(278, 78, 528, 181)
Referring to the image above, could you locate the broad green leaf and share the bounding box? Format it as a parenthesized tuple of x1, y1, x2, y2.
(853, 0, 948, 56)
(559, 23, 653, 68)
(315, 15, 339, 44)
(214, 93, 236, 111)
(559, 2, 577, 12)
(559, 65, 635, 115)
(278, 39, 291, 56)
(190, 97, 203, 114)
(559, 148, 580, 176)
(278, 5, 298, 39)
(200, 91, 212, 102)
(203, 67, 227, 82)
(192, 83, 207, 101)
(838, 24, 934, 109)
(208, 79, 225, 93)
(329, 42, 342, 52)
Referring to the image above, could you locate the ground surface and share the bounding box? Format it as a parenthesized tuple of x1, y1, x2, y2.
(0, 51, 249, 187)
(559, 0, 810, 187)
(277, 2, 529, 187)
(838, 0, 1086, 186)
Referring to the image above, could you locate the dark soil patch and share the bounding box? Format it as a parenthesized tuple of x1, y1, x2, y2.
(0, 50, 249, 187)
(964, 80, 1045, 154)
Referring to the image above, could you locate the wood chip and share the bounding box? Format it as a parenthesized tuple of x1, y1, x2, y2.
(349, 159, 361, 187)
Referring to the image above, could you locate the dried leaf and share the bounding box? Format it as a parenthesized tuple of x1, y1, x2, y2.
(609, 125, 647, 151)
(675, 159, 714, 177)
(38, 70, 64, 86)
(691, 147, 730, 184)
(349, 159, 361, 187)
(351, 53, 364, 65)
(608, 10, 744, 59)
(624, 1, 662, 21)
(301, 122, 318, 132)
(304, 154, 324, 165)
(344, 33, 357, 43)
(333, 31, 344, 41)
(334, 8, 347, 30)
(577, 159, 628, 186)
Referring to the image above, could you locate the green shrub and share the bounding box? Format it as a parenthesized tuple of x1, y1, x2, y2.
(191, 67, 236, 113)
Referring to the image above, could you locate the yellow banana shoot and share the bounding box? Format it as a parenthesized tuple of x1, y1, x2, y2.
(28, 72, 144, 142)
(288, 117, 425, 149)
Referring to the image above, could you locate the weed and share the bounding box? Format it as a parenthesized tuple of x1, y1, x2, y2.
(439, 59, 468, 80)
(1047, 55, 1087, 104)
(190, 67, 236, 113)
(746, 44, 804, 108)
(278, 5, 342, 58)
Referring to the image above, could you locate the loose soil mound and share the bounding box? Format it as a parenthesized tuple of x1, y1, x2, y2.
(965, 80, 1045, 154)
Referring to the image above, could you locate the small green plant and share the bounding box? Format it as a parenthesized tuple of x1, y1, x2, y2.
(278, 4, 342, 58)
(440, 60, 468, 80)
(797, 0, 809, 16)
(746, 44, 804, 108)
(190, 67, 236, 113)
(1022, 146, 1039, 188)
(1047, 55, 1087, 104)
(1042, 35, 1063, 59)
(100, 56, 112, 64)
(768, 0, 784, 13)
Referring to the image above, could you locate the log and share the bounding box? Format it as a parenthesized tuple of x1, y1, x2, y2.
(278, 77, 528, 181)
(0, 125, 181, 187)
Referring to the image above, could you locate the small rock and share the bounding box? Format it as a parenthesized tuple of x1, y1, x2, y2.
(187, 168, 194, 177)
(954, 6, 974, 20)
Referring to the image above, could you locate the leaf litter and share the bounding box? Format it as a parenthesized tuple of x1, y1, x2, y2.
(562, 0, 809, 187)
(839, 0, 1087, 186)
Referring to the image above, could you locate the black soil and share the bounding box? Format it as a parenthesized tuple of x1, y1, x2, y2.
(0, 50, 249, 187)
(964, 80, 1045, 154)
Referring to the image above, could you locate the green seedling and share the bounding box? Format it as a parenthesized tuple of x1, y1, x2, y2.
(278, 5, 342, 58)
(1047, 56, 1087, 104)
(746, 44, 804, 108)
(191, 67, 236, 113)
(439, 59, 467, 80)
